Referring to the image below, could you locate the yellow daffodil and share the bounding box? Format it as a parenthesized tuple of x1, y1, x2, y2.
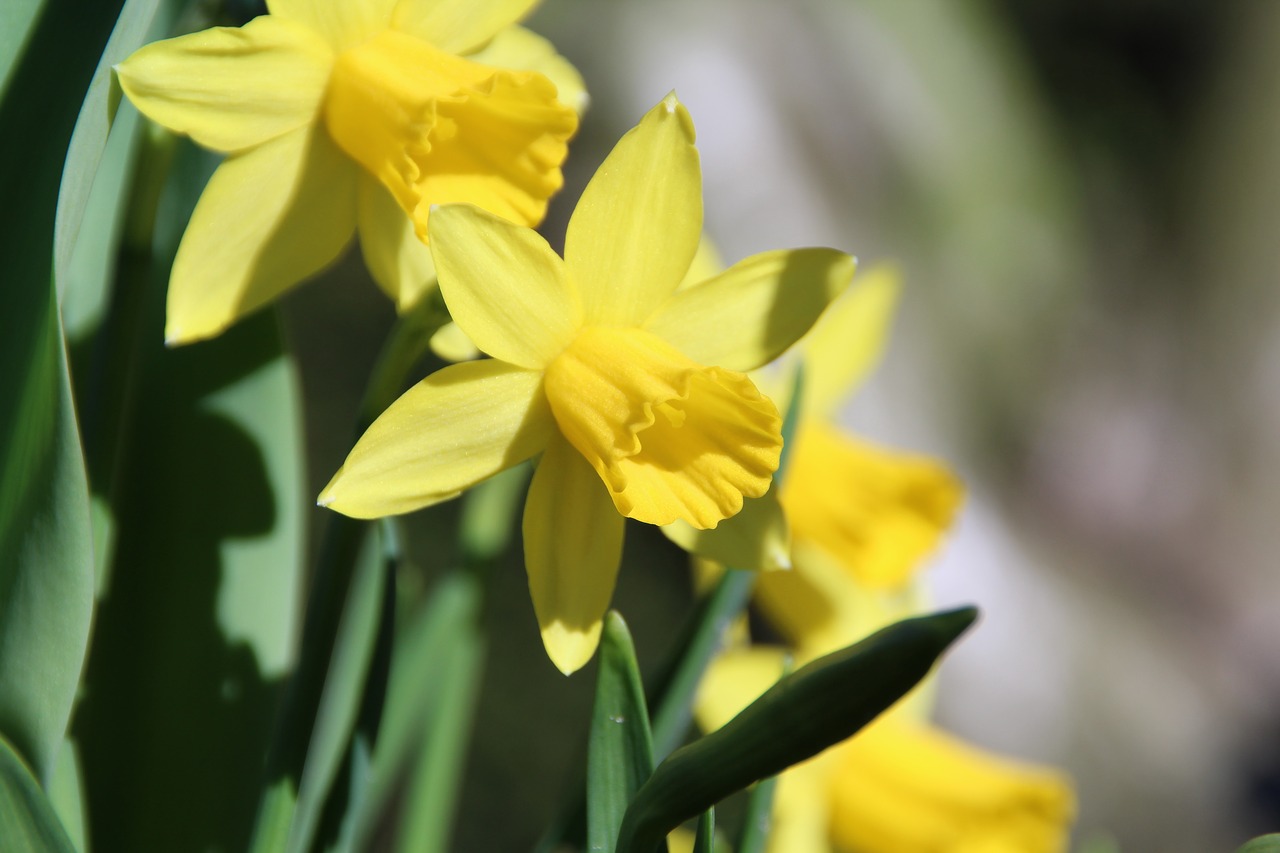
(688, 265, 1075, 851)
(319, 93, 856, 674)
(116, 0, 584, 343)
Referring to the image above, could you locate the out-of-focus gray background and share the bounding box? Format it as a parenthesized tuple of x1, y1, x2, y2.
(283, 1, 1280, 849)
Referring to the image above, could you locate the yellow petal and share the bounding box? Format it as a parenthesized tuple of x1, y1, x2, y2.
(565, 92, 702, 327)
(429, 204, 580, 368)
(545, 328, 781, 529)
(166, 125, 358, 344)
(324, 30, 575, 237)
(645, 248, 856, 373)
(663, 486, 791, 572)
(826, 719, 1075, 853)
(783, 423, 963, 590)
(429, 321, 481, 362)
(523, 432, 626, 675)
(677, 235, 725, 290)
(693, 646, 786, 732)
(391, 0, 539, 54)
(320, 360, 552, 517)
(799, 263, 902, 417)
(116, 16, 332, 153)
(357, 175, 437, 312)
(464, 25, 588, 115)
(267, 0, 398, 51)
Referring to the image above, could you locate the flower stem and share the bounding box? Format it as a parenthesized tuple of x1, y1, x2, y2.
(248, 294, 447, 853)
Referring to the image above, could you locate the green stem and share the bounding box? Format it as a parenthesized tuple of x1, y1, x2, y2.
(247, 294, 447, 853)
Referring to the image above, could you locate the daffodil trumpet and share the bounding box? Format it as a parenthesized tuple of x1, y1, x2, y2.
(116, 0, 585, 343)
(321, 93, 856, 674)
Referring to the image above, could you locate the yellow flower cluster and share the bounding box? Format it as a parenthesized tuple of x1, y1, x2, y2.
(118, 0, 1076, 846)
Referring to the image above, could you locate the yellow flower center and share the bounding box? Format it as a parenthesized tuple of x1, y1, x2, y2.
(323, 29, 577, 238)
(544, 327, 782, 529)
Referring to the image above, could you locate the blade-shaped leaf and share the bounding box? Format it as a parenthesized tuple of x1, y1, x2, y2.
(616, 607, 979, 853)
(736, 776, 777, 853)
(287, 523, 391, 853)
(0, 0, 128, 784)
(588, 612, 656, 853)
(0, 735, 77, 853)
(72, 139, 305, 852)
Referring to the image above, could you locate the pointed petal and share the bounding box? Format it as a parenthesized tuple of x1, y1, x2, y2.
(267, 0, 398, 51)
(391, 0, 539, 54)
(430, 204, 580, 369)
(662, 485, 791, 572)
(357, 175, 437, 312)
(166, 125, 358, 344)
(523, 432, 626, 674)
(800, 264, 901, 416)
(646, 249, 855, 372)
(565, 92, 702, 327)
(116, 16, 332, 153)
(321, 360, 552, 516)
(463, 25, 588, 114)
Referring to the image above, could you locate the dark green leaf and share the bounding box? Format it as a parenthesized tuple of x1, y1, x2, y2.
(736, 776, 777, 853)
(616, 607, 979, 853)
(0, 735, 77, 853)
(0, 0, 126, 785)
(73, 140, 306, 853)
(588, 612, 656, 853)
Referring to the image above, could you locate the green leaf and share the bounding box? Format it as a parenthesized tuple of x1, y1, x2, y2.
(616, 607, 979, 853)
(287, 524, 390, 853)
(72, 139, 306, 852)
(588, 612, 656, 853)
(736, 776, 777, 853)
(351, 569, 484, 849)
(1238, 835, 1280, 853)
(691, 808, 714, 853)
(393, 581, 485, 853)
(0, 735, 77, 853)
(53, 0, 186, 306)
(0, 0, 126, 785)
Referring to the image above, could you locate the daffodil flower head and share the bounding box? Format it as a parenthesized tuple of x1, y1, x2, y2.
(116, 0, 584, 343)
(320, 93, 857, 673)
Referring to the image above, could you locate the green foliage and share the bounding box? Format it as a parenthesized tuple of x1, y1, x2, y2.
(615, 607, 979, 853)
(589, 612, 656, 853)
(0, 0, 127, 786)
(0, 736, 77, 853)
(1238, 835, 1280, 853)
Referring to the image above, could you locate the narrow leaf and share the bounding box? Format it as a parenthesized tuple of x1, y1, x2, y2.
(736, 777, 777, 853)
(588, 612, 656, 853)
(0, 735, 77, 853)
(287, 525, 390, 853)
(616, 607, 979, 853)
(691, 808, 714, 853)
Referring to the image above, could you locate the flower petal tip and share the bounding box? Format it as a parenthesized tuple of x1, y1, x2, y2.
(542, 623, 601, 676)
(660, 90, 681, 113)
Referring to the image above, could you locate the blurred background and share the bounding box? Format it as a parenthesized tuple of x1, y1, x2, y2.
(274, 0, 1280, 849)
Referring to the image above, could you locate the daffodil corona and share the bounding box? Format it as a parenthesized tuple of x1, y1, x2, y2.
(116, 0, 583, 342)
(320, 94, 856, 673)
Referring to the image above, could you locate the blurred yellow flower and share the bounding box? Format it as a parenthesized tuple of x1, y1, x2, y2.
(117, 0, 583, 343)
(320, 93, 856, 674)
(690, 265, 1075, 851)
